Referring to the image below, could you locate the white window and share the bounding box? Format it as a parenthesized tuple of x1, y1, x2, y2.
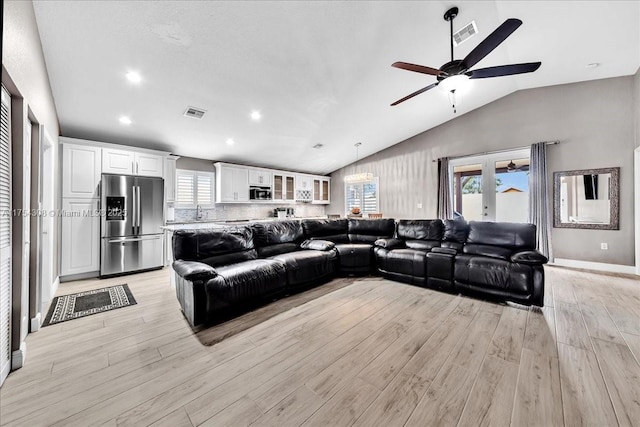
(345, 178, 378, 215)
(175, 169, 215, 208)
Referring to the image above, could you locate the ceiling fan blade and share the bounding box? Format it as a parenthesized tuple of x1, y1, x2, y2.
(462, 18, 522, 70)
(391, 82, 438, 106)
(392, 62, 441, 76)
(468, 62, 541, 79)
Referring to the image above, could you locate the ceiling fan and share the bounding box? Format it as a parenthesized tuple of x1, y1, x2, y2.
(391, 6, 541, 110)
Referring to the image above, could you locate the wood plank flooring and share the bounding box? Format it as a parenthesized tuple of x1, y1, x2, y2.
(1, 265, 640, 426)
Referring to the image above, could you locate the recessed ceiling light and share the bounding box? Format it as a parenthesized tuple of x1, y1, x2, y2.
(119, 116, 132, 125)
(586, 63, 600, 69)
(125, 71, 142, 84)
(225, 138, 235, 146)
(250, 111, 261, 121)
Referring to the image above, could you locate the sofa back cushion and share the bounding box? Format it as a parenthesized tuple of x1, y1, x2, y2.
(443, 219, 470, 243)
(252, 220, 303, 246)
(302, 219, 349, 243)
(467, 221, 536, 250)
(397, 219, 443, 250)
(172, 226, 257, 267)
(348, 218, 396, 243)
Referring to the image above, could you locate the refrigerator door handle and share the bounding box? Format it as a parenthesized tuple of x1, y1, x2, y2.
(108, 235, 161, 243)
(136, 185, 141, 234)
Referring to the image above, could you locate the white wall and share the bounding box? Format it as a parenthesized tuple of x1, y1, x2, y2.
(330, 76, 637, 266)
(3, 0, 61, 349)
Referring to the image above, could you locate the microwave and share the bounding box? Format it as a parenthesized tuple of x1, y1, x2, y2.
(250, 186, 272, 200)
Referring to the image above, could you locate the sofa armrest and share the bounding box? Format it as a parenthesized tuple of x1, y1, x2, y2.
(300, 239, 336, 251)
(374, 238, 405, 250)
(431, 247, 457, 256)
(172, 260, 218, 281)
(511, 250, 549, 265)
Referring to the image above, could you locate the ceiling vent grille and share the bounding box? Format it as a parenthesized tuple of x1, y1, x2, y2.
(453, 21, 478, 46)
(184, 106, 206, 119)
(312, 144, 324, 149)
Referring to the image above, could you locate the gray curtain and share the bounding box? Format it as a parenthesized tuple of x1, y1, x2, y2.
(528, 142, 552, 259)
(437, 157, 452, 219)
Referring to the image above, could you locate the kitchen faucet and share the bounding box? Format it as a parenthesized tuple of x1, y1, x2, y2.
(196, 204, 204, 220)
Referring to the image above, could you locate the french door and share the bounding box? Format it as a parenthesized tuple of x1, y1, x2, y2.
(450, 149, 530, 223)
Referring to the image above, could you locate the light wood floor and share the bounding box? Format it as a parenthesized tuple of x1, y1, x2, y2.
(1, 266, 640, 426)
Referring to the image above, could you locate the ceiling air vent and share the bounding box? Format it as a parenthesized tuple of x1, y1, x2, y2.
(312, 144, 324, 149)
(183, 106, 206, 119)
(453, 20, 478, 46)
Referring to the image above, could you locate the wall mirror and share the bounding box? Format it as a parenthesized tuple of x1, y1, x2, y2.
(553, 167, 619, 230)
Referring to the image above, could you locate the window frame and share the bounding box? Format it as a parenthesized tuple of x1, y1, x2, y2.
(344, 177, 379, 216)
(175, 169, 215, 208)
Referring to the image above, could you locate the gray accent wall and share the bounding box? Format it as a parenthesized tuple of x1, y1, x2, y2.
(330, 75, 637, 266)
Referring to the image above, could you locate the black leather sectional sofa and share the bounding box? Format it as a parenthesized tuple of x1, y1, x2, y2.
(172, 218, 547, 327)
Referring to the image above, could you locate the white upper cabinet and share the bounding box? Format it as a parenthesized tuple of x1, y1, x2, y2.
(313, 177, 331, 204)
(102, 148, 163, 177)
(62, 143, 102, 199)
(164, 155, 179, 202)
(248, 169, 272, 186)
(215, 163, 249, 202)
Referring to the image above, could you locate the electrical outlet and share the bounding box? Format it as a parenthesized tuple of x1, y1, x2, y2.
(601, 243, 608, 250)
(417, 203, 423, 209)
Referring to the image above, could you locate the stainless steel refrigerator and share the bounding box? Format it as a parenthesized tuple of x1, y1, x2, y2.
(100, 173, 164, 277)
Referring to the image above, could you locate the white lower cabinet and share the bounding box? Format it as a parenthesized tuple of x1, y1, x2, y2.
(60, 198, 100, 276)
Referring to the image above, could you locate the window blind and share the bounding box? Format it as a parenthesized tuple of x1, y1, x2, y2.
(176, 169, 214, 207)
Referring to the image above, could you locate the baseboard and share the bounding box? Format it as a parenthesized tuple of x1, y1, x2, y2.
(551, 258, 637, 275)
(11, 342, 26, 370)
(30, 312, 42, 332)
(60, 271, 98, 283)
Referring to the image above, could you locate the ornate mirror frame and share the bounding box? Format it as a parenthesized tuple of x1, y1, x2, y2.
(553, 167, 619, 230)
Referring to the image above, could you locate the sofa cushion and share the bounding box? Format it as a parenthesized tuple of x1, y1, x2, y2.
(348, 218, 395, 243)
(463, 244, 513, 261)
(467, 221, 536, 250)
(269, 250, 337, 286)
(397, 219, 444, 241)
(302, 219, 349, 243)
(405, 240, 441, 251)
(455, 254, 532, 294)
(376, 248, 427, 278)
(257, 243, 299, 258)
(205, 259, 286, 304)
(374, 238, 405, 250)
(335, 243, 374, 269)
(252, 220, 303, 246)
(300, 239, 335, 251)
(443, 219, 470, 243)
(173, 226, 257, 267)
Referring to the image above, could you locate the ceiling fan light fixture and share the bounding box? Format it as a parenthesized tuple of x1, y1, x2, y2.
(438, 74, 470, 94)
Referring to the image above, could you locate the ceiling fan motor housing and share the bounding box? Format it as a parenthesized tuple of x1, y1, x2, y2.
(437, 60, 468, 81)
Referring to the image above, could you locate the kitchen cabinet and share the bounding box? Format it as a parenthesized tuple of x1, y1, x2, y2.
(273, 173, 295, 201)
(248, 169, 272, 186)
(62, 143, 102, 199)
(164, 155, 179, 202)
(313, 178, 331, 204)
(60, 198, 100, 276)
(215, 163, 249, 202)
(102, 148, 163, 177)
(295, 175, 313, 202)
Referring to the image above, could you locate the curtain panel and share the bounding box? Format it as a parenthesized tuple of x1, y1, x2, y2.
(528, 142, 552, 260)
(437, 157, 452, 219)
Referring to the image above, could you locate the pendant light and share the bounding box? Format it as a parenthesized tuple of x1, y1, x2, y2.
(344, 142, 373, 183)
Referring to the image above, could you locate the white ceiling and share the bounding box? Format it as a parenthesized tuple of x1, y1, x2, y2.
(33, 1, 639, 175)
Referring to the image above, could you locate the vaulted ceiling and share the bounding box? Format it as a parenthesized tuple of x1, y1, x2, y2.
(33, 1, 639, 174)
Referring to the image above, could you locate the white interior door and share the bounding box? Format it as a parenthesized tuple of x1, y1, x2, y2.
(39, 131, 54, 309)
(1, 86, 13, 386)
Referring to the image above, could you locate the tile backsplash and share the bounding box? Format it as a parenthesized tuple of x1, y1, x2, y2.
(172, 203, 327, 222)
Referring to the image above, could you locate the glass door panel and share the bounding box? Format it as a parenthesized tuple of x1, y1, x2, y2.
(453, 163, 484, 221)
(495, 158, 530, 223)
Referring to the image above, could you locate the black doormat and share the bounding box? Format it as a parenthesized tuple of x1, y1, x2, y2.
(43, 284, 137, 327)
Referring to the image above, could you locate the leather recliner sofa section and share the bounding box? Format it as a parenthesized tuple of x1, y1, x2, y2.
(454, 221, 546, 306)
(302, 218, 395, 274)
(172, 218, 548, 327)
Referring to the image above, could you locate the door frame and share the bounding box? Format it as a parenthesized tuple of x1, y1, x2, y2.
(449, 148, 530, 221)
